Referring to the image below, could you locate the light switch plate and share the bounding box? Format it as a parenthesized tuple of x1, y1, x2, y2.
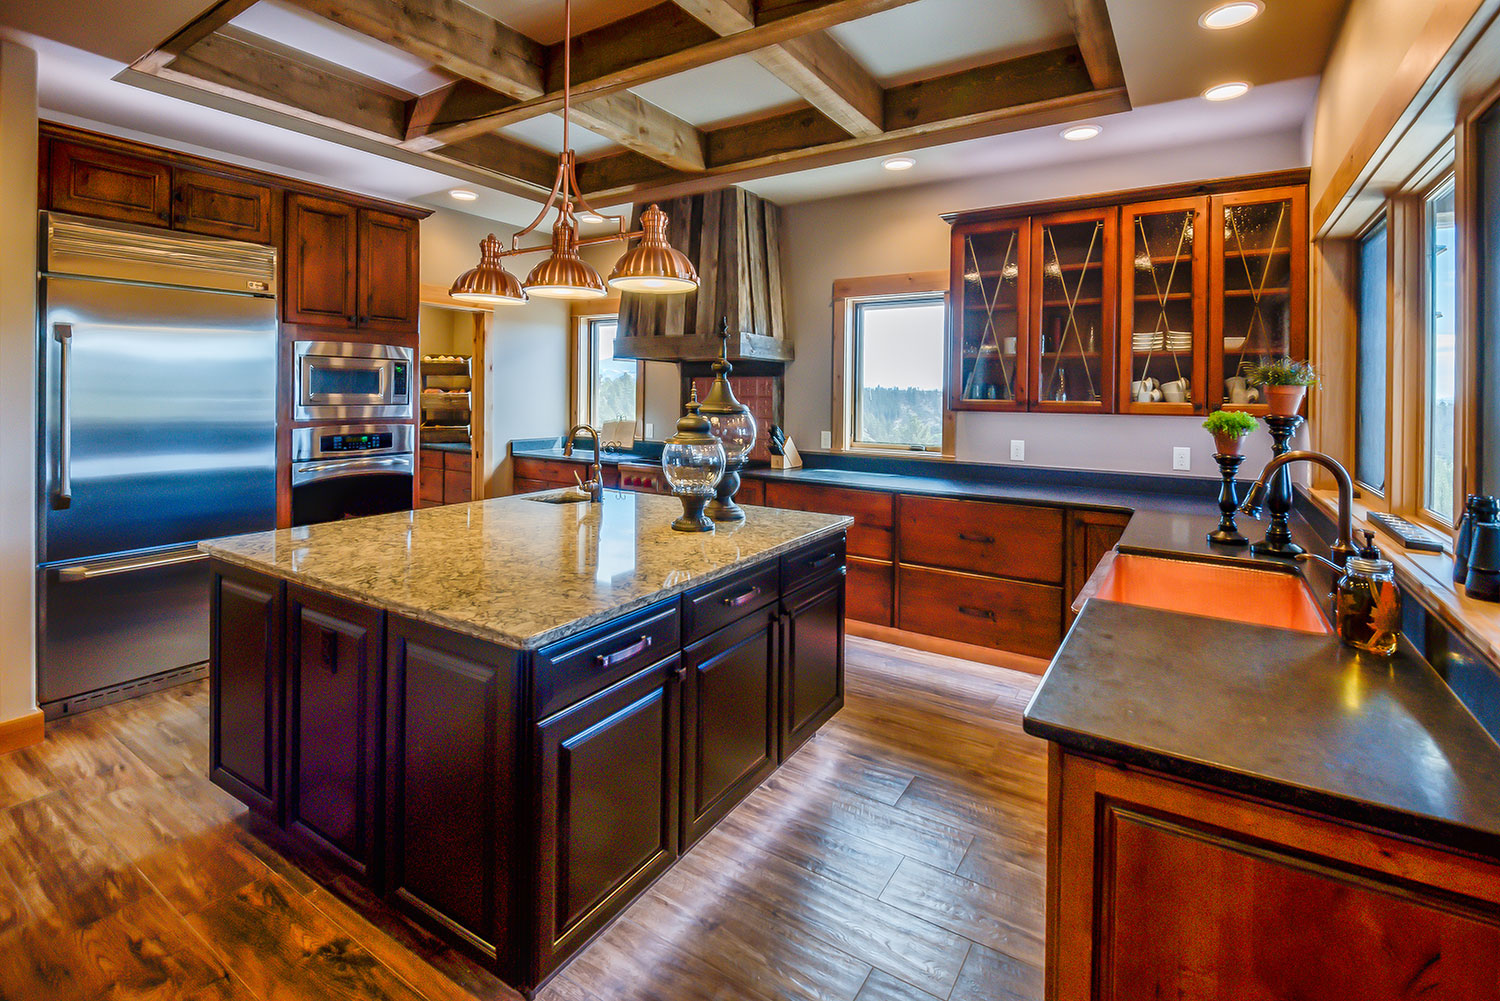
(645, 423, 654, 439)
(821, 431, 832, 449)
(1010, 440, 1025, 461)
(1173, 446, 1191, 471)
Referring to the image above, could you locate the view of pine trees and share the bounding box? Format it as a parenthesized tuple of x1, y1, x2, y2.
(858, 385, 943, 447)
(597, 368, 637, 423)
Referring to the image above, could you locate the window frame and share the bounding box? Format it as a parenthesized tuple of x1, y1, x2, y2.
(570, 311, 642, 436)
(1419, 171, 1460, 526)
(830, 272, 953, 456)
(1352, 210, 1391, 503)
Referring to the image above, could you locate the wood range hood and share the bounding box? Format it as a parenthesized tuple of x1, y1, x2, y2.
(616, 186, 792, 366)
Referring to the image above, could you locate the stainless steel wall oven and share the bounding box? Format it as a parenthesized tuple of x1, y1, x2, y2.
(290, 423, 415, 526)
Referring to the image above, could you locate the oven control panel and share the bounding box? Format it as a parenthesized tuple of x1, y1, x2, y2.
(322, 432, 395, 453)
(291, 423, 413, 463)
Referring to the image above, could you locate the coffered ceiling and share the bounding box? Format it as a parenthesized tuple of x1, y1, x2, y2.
(0, 0, 1349, 220)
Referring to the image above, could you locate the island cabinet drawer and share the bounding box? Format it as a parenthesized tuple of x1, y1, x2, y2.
(898, 564, 1062, 659)
(682, 560, 780, 643)
(781, 534, 846, 592)
(762, 481, 893, 560)
(534, 600, 682, 719)
(899, 495, 1065, 584)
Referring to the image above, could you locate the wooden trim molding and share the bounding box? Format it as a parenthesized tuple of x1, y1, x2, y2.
(847, 621, 1048, 675)
(0, 710, 44, 756)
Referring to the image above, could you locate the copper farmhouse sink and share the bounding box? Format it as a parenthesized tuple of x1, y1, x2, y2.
(1084, 553, 1332, 635)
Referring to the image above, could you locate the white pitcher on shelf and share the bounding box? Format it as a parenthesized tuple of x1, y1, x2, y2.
(1225, 375, 1261, 405)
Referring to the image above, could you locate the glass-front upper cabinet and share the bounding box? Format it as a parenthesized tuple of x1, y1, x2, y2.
(1119, 197, 1209, 415)
(1030, 208, 1116, 413)
(949, 218, 1031, 411)
(1209, 186, 1308, 413)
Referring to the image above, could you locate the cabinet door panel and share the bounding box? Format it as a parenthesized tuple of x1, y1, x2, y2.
(847, 557, 893, 625)
(536, 660, 679, 978)
(359, 210, 419, 332)
(761, 481, 893, 560)
(1067, 508, 1131, 624)
(1119, 196, 1208, 415)
(781, 575, 845, 758)
(682, 610, 778, 846)
(950, 217, 1030, 410)
(210, 565, 283, 819)
(386, 619, 520, 972)
(287, 589, 381, 878)
(48, 141, 171, 227)
(1031, 207, 1116, 413)
(899, 494, 1065, 584)
(285, 194, 357, 326)
(174, 169, 276, 243)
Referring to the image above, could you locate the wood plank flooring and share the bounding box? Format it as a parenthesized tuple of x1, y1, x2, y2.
(0, 636, 1046, 1001)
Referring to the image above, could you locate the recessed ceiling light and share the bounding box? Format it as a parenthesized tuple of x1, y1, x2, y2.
(882, 156, 916, 171)
(1203, 81, 1251, 101)
(448, 188, 478, 201)
(1198, 1, 1263, 29)
(1060, 124, 1102, 141)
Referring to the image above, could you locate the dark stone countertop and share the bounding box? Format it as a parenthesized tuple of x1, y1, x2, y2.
(421, 441, 472, 455)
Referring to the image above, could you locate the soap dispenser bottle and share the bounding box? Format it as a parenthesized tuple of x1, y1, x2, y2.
(1334, 530, 1401, 656)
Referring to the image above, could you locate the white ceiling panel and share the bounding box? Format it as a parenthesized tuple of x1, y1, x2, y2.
(631, 55, 803, 129)
(499, 114, 616, 156)
(230, 0, 453, 97)
(827, 0, 1074, 85)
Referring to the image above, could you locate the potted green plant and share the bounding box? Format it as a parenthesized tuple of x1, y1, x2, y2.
(1202, 410, 1259, 456)
(1245, 357, 1318, 416)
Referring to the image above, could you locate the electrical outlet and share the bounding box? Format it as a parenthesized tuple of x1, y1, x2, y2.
(821, 431, 832, 449)
(1010, 439, 1025, 461)
(1173, 446, 1191, 471)
(644, 423, 654, 439)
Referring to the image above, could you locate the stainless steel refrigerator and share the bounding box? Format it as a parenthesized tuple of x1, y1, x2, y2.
(37, 212, 278, 716)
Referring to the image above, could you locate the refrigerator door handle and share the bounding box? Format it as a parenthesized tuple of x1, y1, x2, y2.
(55, 547, 208, 582)
(53, 322, 72, 510)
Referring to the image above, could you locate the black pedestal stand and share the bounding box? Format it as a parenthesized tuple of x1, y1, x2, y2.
(1251, 414, 1305, 558)
(672, 493, 714, 532)
(706, 459, 745, 522)
(1208, 453, 1249, 546)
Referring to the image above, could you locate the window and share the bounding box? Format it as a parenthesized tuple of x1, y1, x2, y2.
(580, 317, 637, 428)
(1355, 219, 1388, 493)
(850, 296, 945, 449)
(1424, 178, 1458, 522)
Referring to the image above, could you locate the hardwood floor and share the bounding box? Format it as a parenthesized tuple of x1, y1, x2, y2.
(0, 636, 1045, 1001)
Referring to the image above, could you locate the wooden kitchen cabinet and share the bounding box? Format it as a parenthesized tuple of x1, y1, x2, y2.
(1030, 207, 1116, 413)
(1067, 508, 1131, 623)
(780, 572, 845, 758)
(385, 616, 522, 975)
(359, 209, 420, 332)
(1048, 747, 1500, 1000)
(173, 168, 277, 244)
(949, 217, 1031, 410)
(420, 447, 474, 507)
(285, 194, 359, 327)
(209, 563, 284, 821)
(899, 494, 1064, 584)
(897, 563, 1063, 659)
(512, 456, 620, 494)
(535, 657, 681, 979)
(1118, 196, 1208, 415)
(286, 587, 383, 879)
(47, 140, 172, 228)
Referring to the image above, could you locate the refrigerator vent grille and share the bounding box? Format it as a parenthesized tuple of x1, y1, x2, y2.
(47, 216, 277, 282)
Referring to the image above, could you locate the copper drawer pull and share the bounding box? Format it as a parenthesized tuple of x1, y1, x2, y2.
(723, 586, 762, 608)
(958, 605, 995, 621)
(809, 552, 838, 569)
(595, 634, 652, 669)
(958, 532, 995, 544)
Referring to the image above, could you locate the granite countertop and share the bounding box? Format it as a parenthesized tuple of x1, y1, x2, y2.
(200, 491, 850, 650)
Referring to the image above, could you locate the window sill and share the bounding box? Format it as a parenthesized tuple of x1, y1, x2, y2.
(1308, 487, 1500, 666)
(837, 445, 954, 461)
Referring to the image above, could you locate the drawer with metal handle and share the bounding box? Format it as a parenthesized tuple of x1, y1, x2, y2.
(682, 558, 780, 643)
(291, 453, 415, 487)
(534, 599, 682, 719)
(896, 563, 1063, 660)
(781, 533, 847, 592)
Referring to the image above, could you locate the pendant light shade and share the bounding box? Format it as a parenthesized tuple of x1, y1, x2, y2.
(608, 204, 699, 292)
(524, 220, 607, 300)
(449, 233, 527, 305)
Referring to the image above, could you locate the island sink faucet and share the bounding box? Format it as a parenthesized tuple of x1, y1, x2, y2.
(564, 424, 605, 502)
(1239, 449, 1357, 566)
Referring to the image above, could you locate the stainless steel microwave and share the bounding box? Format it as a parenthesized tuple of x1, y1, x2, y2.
(293, 340, 413, 421)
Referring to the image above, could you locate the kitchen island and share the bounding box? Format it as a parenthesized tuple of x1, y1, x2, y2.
(200, 490, 851, 994)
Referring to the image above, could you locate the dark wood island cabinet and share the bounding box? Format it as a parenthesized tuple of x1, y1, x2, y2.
(202, 491, 850, 993)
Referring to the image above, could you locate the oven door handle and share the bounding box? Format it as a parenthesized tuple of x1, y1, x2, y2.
(292, 454, 414, 486)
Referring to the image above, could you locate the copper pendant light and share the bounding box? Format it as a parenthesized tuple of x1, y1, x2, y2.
(446, 0, 698, 302)
(449, 232, 527, 305)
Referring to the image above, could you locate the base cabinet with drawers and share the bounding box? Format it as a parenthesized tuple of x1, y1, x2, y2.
(420, 447, 474, 507)
(208, 536, 846, 995)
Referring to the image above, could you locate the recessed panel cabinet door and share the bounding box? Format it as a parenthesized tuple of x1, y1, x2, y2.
(174, 168, 277, 244)
(780, 574, 845, 759)
(285, 194, 358, 327)
(681, 608, 779, 846)
(48, 140, 172, 228)
(358, 210, 419, 332)
(536, 659, 681, 980)
(209, 564, 283, 820)
(287, 587, 382, 879)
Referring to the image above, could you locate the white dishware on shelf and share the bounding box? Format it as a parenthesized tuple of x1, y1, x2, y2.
(1225, 375, 1261, 404)
(1161, 379, 1188, 403)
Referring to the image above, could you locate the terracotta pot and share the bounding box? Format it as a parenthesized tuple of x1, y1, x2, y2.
(1264, 384, 1307, 416)
(1212, 431, 1245, 456)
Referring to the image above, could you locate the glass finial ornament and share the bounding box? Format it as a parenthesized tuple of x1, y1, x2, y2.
(661, 387, 725, 532)
(700, 317, 757, 522)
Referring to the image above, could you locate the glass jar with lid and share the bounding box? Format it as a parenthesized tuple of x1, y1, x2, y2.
(661, 388, 725, 532)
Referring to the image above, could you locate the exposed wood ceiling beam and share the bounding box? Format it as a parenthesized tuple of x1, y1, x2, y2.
(285, 0, 704, 171)
(1062, 0, 1126, 91)
(133, 0, 259, 73)
(421, 0, 924, 146)
(574, 47, 1123, 203)
(672, 0, 882, 136)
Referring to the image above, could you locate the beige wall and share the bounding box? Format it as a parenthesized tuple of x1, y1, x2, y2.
(420, 208, 572, 493)
(0, 42, 38, 723)
(778, 129, 1308, 478)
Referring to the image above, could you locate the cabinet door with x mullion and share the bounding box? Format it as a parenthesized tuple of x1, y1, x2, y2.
(1030, 207, 1116, 414)
(1119, 196, 1209, 415)
(1208, 185, 1308, 414)
(949, 217, 1031, 412)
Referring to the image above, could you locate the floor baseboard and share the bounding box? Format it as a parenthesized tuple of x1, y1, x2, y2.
(847, 621, 1050, 675)
(0, 708, 44, 755)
